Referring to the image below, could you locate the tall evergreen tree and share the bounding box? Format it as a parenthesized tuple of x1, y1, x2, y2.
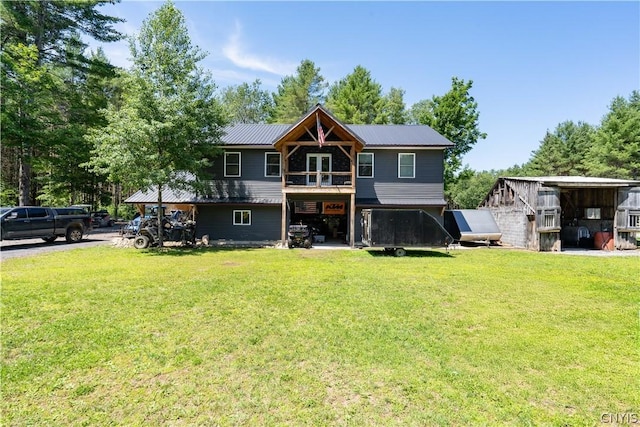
(525, 121, 595, 177)
(1, 0, 123, 205)
(87, 1, 226, 246)
(325, 65, 384, 124)
(37, 45, 117, 207)
(270, 59, 326, 123)
(586, 91, 640, 179)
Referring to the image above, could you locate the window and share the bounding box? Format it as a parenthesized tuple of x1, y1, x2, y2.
(357, 153, 374, 178)
(398, 153, 415, 178)
(629, 211, 640, 228)
(27, 207, 48, 218)
(8, 208, 27, 219)
(543, 213, 556, 228)
(233, 210, 251, 225)
(225, 152, 241, 177)
(265, 153, 281, 177)
(585, 208, 601, 220)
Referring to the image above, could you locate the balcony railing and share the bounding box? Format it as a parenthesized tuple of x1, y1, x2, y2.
(284, 171, 353, 188)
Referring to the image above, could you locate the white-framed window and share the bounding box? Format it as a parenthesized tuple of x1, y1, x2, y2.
(398, 153, 415, 178)
(357, 153, 374, 178)
(265, 152, 281, 177)
(224, 152, 241, 177)
(585, 208, 601, 220)
(628, 211, 640, 228)
(233, 210, 251, 225)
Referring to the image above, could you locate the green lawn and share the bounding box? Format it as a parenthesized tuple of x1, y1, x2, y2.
(2, 246, 639, 425)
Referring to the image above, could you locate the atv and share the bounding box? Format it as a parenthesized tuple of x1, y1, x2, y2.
(131, 216, 196, 249)
(287, 223, 312, 249)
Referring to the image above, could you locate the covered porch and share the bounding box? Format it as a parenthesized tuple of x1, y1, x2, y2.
(273, 105, 365, 247)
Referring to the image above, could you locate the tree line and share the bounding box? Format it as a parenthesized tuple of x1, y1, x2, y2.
(450, 90, 640, 208)
(2, 0, 637, 214)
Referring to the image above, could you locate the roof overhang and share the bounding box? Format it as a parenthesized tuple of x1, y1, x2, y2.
(503, 176, 640, 188)
(273, 104, 366, 151)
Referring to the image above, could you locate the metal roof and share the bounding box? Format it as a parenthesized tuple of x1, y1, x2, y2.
(222, 124, 290, 145)
(503, 176, 640, 188)
(125, 187, 197, 204)
(221, 123, 453, 147)
(356, 197, 447, 206)
(347, 125, 453, 147)
(444, 209, 502, 242)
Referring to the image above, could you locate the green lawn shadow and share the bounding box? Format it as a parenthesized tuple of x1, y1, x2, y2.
(365, 249, 454, 258)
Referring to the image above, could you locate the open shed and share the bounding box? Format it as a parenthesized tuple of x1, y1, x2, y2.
(481, 176, 640, 251)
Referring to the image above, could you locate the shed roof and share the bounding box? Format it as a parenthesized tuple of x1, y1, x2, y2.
(503, 176, 640, 188)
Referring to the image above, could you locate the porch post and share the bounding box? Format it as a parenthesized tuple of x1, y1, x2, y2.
(350, 192, 356, 248)
(281, 195, 288, 246)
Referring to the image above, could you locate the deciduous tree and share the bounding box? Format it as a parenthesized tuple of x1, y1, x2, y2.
(377, 87, 407, 124)
(221, 79, 273, 124)
(410, 77, 486, 192)
(87, 1, 226, 246)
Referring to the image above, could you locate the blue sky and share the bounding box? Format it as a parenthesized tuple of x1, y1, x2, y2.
(92, 1, 639, 172)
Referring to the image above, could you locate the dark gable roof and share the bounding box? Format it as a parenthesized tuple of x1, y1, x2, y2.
(221, 123, 453, 147)
(222, 124, 290, 146)
(347, 124, 452, 147)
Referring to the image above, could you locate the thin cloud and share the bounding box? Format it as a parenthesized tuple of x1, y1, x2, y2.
(209, 68, 281, 90)
(222, 21, 296, 76)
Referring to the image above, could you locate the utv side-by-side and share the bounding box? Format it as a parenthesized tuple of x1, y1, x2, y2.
(287, 224, 312, 249)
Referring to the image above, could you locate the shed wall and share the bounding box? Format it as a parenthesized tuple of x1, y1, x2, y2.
(489, 207, 532, 249)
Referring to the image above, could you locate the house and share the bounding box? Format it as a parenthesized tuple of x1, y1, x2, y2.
(481, 176, 640, 251)
(126, 104, 454, 247)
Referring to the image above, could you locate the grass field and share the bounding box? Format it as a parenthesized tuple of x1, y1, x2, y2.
(2, 246, 639, 425)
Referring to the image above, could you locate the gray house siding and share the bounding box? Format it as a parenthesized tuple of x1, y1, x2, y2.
(196, 205, 281, 241)
(208, 148, 282, 182)
(356, 150, 445, 203)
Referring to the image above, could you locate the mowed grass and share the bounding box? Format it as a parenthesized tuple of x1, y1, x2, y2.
(1, 246, 639, 426)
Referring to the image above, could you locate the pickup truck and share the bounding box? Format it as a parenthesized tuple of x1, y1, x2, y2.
(0, 206, 93, 243)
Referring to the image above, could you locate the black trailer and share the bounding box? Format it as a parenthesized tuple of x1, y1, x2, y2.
(361, 209, 454, 256)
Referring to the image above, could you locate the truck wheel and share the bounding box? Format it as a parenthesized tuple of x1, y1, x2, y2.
(133, 235, 150, 249)
(65, 227, 83, 243)
(394, 248, 406, 257)
(108, 220, 115, 227)
(42, 236, 57, 243)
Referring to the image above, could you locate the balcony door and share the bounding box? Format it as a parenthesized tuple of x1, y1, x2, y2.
(307, 153, 331, 186)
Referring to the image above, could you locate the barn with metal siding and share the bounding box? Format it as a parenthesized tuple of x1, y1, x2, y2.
(481, 176, 640, 251)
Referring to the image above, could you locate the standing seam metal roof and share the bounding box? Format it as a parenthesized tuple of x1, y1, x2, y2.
(221, 123, 453, 147)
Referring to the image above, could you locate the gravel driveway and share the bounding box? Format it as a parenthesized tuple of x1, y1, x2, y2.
(0, 227, 123, 261)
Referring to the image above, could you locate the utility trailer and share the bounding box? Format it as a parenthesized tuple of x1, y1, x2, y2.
(361, 209, 454, 256)
(444, 209, 502, 244)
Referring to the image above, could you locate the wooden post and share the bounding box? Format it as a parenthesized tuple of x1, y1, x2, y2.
(350, 192, 356, 248)
(281, 195, 287, 246)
